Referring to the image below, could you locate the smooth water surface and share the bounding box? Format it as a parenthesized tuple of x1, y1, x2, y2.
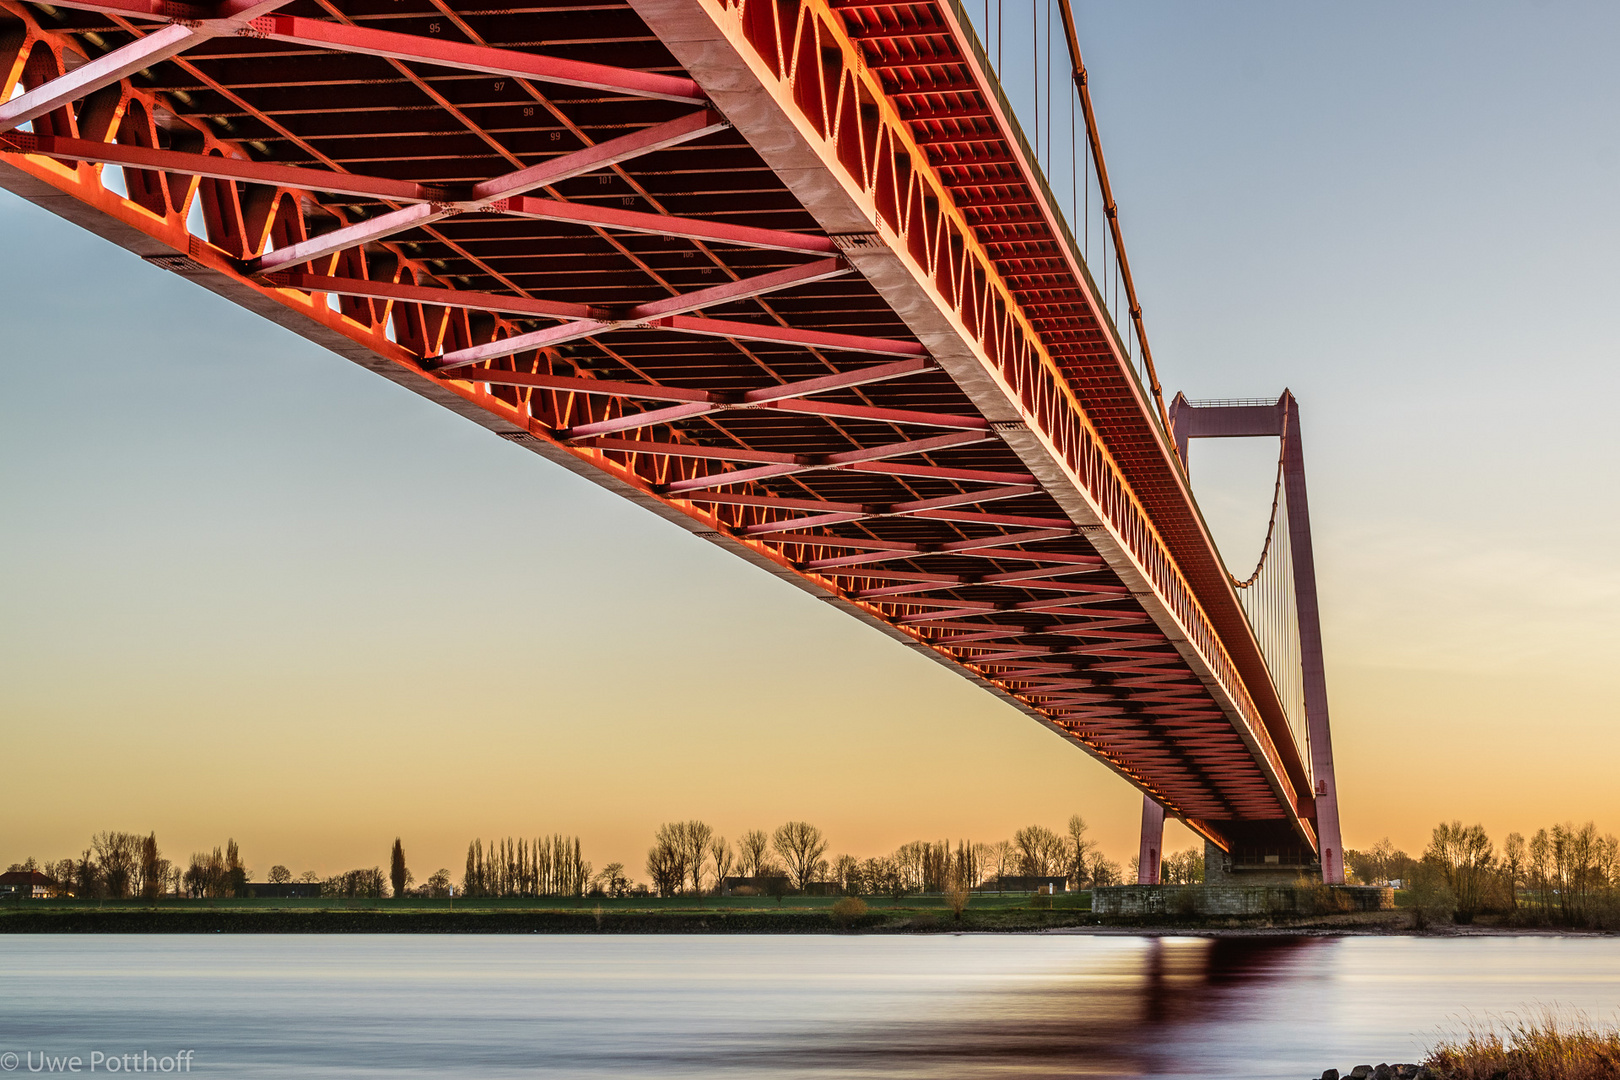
(3, 934, 1618, 1078)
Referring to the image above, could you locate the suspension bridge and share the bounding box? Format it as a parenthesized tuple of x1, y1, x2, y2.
(0, 0, 1343, 881)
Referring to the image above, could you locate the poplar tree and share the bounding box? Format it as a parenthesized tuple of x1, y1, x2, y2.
(390, 838, 409, 898)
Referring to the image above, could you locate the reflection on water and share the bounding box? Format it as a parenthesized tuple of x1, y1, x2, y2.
(2, 934, 1619, 1078)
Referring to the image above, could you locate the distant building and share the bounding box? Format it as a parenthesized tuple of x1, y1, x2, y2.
(246, 882, 322, 899)
(719, 875, 791, 896)
(0, 870, 58, 899)
(977, 876, 1068, 894)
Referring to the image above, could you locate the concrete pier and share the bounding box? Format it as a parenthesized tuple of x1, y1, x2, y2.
(1092, 884, 1394, 918)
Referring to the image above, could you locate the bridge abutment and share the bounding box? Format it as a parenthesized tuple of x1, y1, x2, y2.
(1092, 883, 1393, 918)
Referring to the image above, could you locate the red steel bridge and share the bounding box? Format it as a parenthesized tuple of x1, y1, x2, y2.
(0, 0, 1344, 879)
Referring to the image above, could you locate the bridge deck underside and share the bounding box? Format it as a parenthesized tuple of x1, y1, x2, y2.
(2, 0, 1306, 847)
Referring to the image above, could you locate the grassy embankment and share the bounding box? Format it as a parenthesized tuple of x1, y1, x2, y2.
(5, 888, 1519, 933)
(0, 892, 1096, 933)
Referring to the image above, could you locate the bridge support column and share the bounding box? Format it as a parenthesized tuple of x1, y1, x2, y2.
(1279, 395, 1345, 885)
(1136, 797, 1165, 885)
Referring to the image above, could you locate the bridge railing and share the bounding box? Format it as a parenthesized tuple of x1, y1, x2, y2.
(947, 0, 1164, 433)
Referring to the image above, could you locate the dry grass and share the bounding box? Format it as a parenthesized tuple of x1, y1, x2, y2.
(1426, 1009, 1620, 1079)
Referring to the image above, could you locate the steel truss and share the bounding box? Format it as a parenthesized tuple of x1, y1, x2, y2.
(0, 0, 1322, 850)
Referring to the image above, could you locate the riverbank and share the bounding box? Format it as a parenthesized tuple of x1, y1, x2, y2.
(0, 904, 1073, 934)
(3, 898, 1612, 935)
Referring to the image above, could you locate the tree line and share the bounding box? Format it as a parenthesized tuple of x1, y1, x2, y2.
(3, 832, 426, 901)
(638, 816, 1130, 898)
(1, 833, 291, 900)
(1349, 819, 1620, 927)
(6, 816, 1171, 902)
(459, 836, 590, 898)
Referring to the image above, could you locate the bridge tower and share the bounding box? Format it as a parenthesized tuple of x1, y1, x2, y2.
(1137, 391, 1344, 885)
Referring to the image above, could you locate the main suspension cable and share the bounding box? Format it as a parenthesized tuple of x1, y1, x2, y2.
(1052, 0, 1173, 438)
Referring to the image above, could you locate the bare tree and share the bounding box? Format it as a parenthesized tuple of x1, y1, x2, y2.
(1529, 828, 1554, 915)
(1500, 832, 1526, 910)
(75, 849, 101, 899)
(594, 863, 631, 898)
(738, 830, 771, 878)
(710, 837, 734, 894)
(647, 823, 688, 897)
(1426, 820, 1495, 923)
(184, 847, 228, 898)
(225, 839, 248, 897)
(892, 841, 927, 893)
(986, 841, 1013, 892)
(1065, 816, 1094, 888)
(1012, 825, 1066, 877)
(268, 865, 292, 885)
(1162, 848, 1204, 885)
(772, 822, 828, 891)
(92, 832, 141, 899)
(679, 821, 714, 895)
(137, 833, 169, 900)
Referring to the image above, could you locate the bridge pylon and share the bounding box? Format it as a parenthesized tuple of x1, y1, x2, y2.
(1145, 391, 1344, 885)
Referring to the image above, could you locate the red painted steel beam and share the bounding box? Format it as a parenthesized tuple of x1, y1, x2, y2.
(679, 492, 863, 513)
(248, 14, 707, 104)
(740, 356, 930, 402)
(629, 257, 849, 319)
(847, 461, 1032, 484)
(433, 256, 849, 369)
(251, 109, 729, 274)
(0, 133, 431, 201)
(820, 430, 992, 464)
(442, 320, 619, 369)
(661, 432, 1007, 494)
(264, 270, 924, 357)
(470, 108, 728, 203)
(449, 370, 718, 403)
(0, 0, 296, 134)
(798, 528, 1082, 570)
(255, 202, 449, 277)
(24, 0, 292, 17)
(653, 315, 925, 357)
(29, 0, 213, 16)
(682, 484, 1033, 521)
(557, 402, 717, 440)
(851, 565, 1109, 598)
(740, 512, 868, 537)
(535, 356, 950, 439)
(582, 438, 798, 464)
(1, 24, 201, 133)
(506, 196, 834, 254)
(766, 399, 988, 430)
(563, 397, 988, 440)
(269, 273, 601, 322)
(20, 0, 705, 103)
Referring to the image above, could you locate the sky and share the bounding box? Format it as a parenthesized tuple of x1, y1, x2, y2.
(3, 3, 1618, 882)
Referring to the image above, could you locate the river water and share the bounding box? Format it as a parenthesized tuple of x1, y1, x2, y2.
(2, 934, 1618, 1078)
